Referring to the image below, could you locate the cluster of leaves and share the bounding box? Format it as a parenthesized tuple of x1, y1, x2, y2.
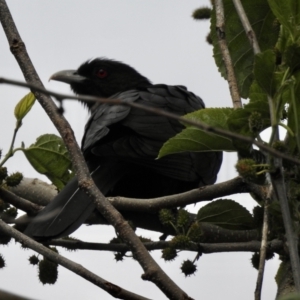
(0, 166, 23, 188)
(159, 200, 258, 276)
(160, 0, 300, 231)
(157, 0, 300, 282)
(161, 0, 300, 165)
(0, 92, 73, 190)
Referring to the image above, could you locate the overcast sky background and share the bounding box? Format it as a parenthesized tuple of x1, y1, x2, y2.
(0, 1, 279, 299)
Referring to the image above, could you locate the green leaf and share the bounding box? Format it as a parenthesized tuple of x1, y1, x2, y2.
(283, 44, 300, 73)
(14, 92, 36, 122)
(277, 294, 300, 300)
(22, 134, 73, 190)
(197, 199, 255, 230)
(211, 0, 279, 98)
(254, 50, 277, 97)
(248, 80, 268, 103)
(227, 100, 271, 137)
(268, 0, 300, 43)
(158, 108, 235, 158)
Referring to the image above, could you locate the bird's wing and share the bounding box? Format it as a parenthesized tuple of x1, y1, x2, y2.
(89, 85, 221, 184)
(81, 93, 137, 153)
(82, 85, 204, 154)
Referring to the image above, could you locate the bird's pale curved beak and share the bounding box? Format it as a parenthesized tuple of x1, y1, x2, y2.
(49, 70, 86, 84)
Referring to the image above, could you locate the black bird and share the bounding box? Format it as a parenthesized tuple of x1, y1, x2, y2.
(24, 58, 222, 239)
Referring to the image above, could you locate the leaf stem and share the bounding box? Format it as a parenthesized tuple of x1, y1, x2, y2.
(289, 78, 300, 152)
(0, 121, 21, 167)
(278, 122, 294, 137)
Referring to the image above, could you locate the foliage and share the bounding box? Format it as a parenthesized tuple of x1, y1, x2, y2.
(197, 199, 255, 230)
(22, 134, 73, 190)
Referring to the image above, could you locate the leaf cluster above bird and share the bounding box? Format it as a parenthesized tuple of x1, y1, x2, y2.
(24, 58, 222, 239)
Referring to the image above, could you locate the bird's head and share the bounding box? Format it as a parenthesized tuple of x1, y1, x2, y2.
(50, 58, 151, 109)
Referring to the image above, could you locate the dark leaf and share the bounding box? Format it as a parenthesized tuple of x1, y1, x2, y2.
(197, 199, 255, 230)
(211, 0, 279, 98)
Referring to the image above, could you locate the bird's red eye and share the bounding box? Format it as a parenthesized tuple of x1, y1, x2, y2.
(96, 69, 108, 78)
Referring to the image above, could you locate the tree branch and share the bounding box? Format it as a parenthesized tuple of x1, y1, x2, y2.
(6, 176, 262, 243)
(254, 187, 271, 300)
(1, 78, 300, 166)
(0, 220, 151, 300)
(0, 188, 42, 215)
(215, 0, 242, 109)
(232, 0, 260, 54)
(47, 239, 283, 255)
(108, 177, 250, 212)
(7, 177, 252, 215)
(8, 177, 57, 206)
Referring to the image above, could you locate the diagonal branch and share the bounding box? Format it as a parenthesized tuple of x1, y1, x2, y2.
(215, 0, 242, 109)
(0, 220, 151, 300)
(1, 77, 300, 166)
(254, 187, 271, 300)
(232, 0, 261, 54)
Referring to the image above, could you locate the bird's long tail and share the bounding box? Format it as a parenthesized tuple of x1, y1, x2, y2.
(24, 160, 128, 239)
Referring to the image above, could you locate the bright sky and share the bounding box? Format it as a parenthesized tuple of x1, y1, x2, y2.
(0, 1, 279, 299)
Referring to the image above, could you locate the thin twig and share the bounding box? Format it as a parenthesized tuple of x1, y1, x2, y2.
(232, 0, 261, 54)
(1, 77, 300, 166)
(232, 0, 277, 134)
(47, 239, 283, 254)
(214, 0, 242, 109)
(254, 187, 271, 300)
(0, 220, 151, 300)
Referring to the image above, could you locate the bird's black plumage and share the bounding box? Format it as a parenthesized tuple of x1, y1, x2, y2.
(24, 58, 222, 239)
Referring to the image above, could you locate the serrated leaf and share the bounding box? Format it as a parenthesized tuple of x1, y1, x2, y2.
(227, 100, 271, 136)
(268, 0, 300, 43)
(22, 134, 73, 190)
(158, 108, 234, 158)
(14, 92, 36, 122)
(249, 80, 269, 103)
(197, 199, 255, 230)
(227, 100, 271, 154)
(254, 50, 277, 97)
(211, 0, 279, 98)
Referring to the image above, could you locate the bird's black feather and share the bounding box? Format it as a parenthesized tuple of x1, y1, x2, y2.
(24, 58, 222, 239)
